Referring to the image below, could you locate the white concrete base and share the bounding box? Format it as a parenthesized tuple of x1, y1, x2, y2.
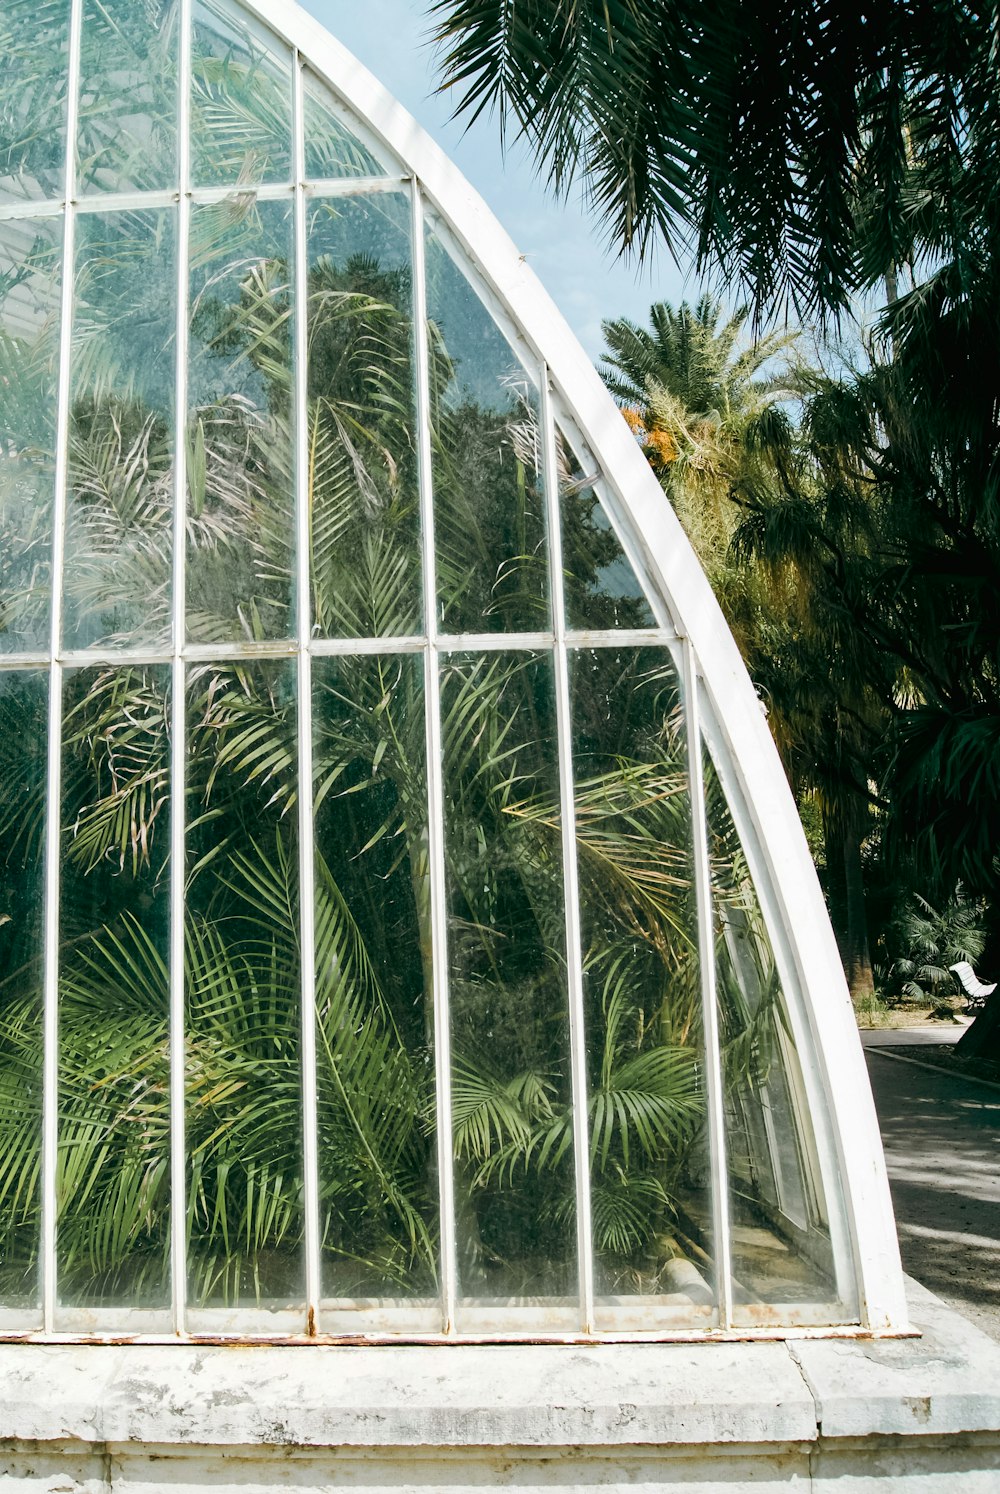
(1, 1280, 998, 1491)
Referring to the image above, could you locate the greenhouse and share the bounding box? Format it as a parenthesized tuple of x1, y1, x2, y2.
(0, 0, 907, 1343)
(1, 1, 999, 1489)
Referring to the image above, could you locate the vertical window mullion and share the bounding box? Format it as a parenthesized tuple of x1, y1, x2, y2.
(410, 182, 457, 1334)
(293, 48, 322, 1336)
(540, 376, 595, 1333)
(680, 637, 733, 1328)
(170, 0, 194, 1337)
(41, 0, 85, 1337)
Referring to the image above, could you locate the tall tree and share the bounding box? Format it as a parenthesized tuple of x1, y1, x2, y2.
(600, 300, 887, 1000)
(433, 0, 1000, 960)
(430, 0, 999, 324)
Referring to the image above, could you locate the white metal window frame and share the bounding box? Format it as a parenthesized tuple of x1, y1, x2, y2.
(0, 0, 907, 1340)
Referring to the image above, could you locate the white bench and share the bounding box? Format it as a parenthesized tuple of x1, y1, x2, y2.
(949, 961, 997, 1012)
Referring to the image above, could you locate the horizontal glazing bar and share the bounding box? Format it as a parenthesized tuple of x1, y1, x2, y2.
(566, 628, 680, 647)
(188, 183, 293, 205)
(307, 635, 424, 657)
(305, 176, 409, 198)
(22, 628, 683, 671)
(0, 181, 408, 222)
(435, 631, 554, 653)
(0, 655, 50, 670)
(0, 200, 66, 222)
(74, 189, 177, 214)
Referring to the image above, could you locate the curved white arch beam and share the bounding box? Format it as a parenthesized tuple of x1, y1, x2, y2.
(240, 0, 907, 1333)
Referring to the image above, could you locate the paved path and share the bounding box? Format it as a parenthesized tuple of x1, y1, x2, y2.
(860, 1020, 971, 1048)
(864, 1042, 1000, 1341)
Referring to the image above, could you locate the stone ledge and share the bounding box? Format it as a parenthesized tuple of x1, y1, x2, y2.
(0, 1280, 995, 1466)
(791, 1276, 1000, 1440)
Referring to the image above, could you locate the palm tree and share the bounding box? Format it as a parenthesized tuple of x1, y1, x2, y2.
(600, 300, 890, 1003)
(432, 0, 1000, 950)
(429, 0, 999, 326)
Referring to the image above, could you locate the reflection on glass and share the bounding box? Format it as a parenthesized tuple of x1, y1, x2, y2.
(0, 672, 47, 1310)
(77, 0, 177, 195)
(0, 220, 61, 654)
(64, 210, 176, 652)
(0, 0, 71, 201)
(187, 198, 294, 644)
(191, 0, 291, 189)
(303, 71, 387, 181)
(442, 652, 576, 1316)
(186, 659, 303, 1309)
(557, 429, 655, 631)
(307, 194, 420, 639)
(426, 223, 549, 635)
(703, 751, 840, 1315)
(313, 655, 437, 1302)
(57, 666, 171, 1312)
(570, 648, 711, 1324)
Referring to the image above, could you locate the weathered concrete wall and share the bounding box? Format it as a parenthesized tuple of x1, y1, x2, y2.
(0, 1281, 997, 1490)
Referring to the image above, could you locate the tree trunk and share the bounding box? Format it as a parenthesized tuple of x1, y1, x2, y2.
(956, 989, 1000, 1060)
(824, 798, 875, 1004)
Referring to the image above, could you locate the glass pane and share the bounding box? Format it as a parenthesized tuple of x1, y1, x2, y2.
(703, 750, 842, 1319)
(187, 198, 294, 645)
(77, 0, 178, 195)
(191, 0, 291, 189)
(57, 665, 171, 1315)
(0, 671, 48, 1312)
(557, 428, 655, 631)
(307, 194, 421, 639)
(313, 655, 437, 1309)
(426, 222, 549, 635)
(441, 651, 577, 1324)
(570, 647, 713, 1327)
(64, 209, 176, 652)
(0, 0, 71, 202)
(185, 658, 303, 1312)
(304, 71, 388, 181)
(0, 219, 61, 654)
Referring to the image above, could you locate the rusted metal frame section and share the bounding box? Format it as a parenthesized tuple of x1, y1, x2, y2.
(0, 1313, 904, 1347)
(696, 693, 860, 1322)
(540, 373, 595, 1333)
(40, 0, 84, 1336)
(680, 637, 734, 1329)
(412, 180, 458, 1334)
(292, 47, 323, 1337)
(169, 0, 194, 1337)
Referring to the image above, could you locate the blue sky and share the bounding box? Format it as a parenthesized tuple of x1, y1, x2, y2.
(300, 0, 695, 359)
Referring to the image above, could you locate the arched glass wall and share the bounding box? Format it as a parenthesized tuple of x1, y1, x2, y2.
(0, 0, 868, 1338)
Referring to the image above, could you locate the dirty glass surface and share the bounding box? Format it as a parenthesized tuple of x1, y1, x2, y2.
(425, 221, 549, 637)
(313, 653, 438, 1307)
(703, 750, 843, 1321)
(307, 193, 421, 640)
(63, 209, 177, 653)
(0, 0, 72, 202)
(442, 650, 578, 1322)
(0, 219, 61, 654)
(187, 197, 295, 645)
(570, 647, 713, 1326)
(57, 664, 172, 1315)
